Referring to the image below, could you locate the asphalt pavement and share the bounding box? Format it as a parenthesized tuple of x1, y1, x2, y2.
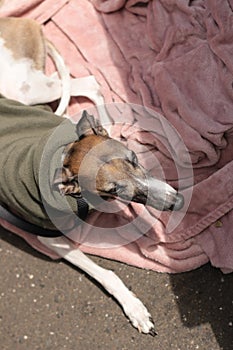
(0, 227, 232, 350)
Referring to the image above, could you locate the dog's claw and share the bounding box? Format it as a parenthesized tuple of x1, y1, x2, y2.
(137, 323, 157, 336)
(123, 293, 156, 335)
(134, 315, 156, 336)
(149, 316, 154, 323)
(148, 316, 157, 336)
(149, 327, 158, 337)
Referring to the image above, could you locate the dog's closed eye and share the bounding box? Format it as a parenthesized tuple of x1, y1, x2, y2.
(107, 183, 126, 195)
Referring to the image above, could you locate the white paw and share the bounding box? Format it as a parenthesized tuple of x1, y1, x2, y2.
(123, 294, 157, 336)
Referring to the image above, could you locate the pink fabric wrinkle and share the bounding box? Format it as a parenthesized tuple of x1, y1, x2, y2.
(0, 0, 43, 17)
(91, 0, 150, 14)
(0, 0, 69, 23)
(91, 0, 127, 13)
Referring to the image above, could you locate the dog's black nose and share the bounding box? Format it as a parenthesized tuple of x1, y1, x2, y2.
(170, 193, 184, 211)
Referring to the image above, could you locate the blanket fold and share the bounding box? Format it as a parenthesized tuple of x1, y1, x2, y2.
(0, 0, 232, 273)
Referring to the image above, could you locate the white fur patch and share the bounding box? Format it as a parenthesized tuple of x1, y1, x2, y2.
(0, 38, 62, 105)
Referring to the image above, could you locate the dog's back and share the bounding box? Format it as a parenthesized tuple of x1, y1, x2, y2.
(0, 17, 46, 71)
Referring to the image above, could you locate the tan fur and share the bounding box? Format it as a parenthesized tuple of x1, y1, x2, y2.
(63, 135, 108, 174)
(0, 17, 45, 71)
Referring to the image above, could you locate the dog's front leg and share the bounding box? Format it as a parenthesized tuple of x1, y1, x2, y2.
(38, 236, 156, 335)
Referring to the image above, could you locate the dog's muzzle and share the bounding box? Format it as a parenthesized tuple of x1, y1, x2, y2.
(165, 192, 184, 211)
(135, 177, 184, 212)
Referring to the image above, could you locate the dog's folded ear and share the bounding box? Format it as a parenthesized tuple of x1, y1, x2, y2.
(76, 110, 108, 139)
(53, 167, 81, 197)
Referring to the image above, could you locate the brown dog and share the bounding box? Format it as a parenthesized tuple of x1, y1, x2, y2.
(38, 111, 183, 336)
(0, 17, 183, 336)
(0, 17, 70, 115)
(0, 17, 109, 120)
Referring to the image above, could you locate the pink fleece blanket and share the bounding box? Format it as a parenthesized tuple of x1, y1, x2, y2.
(0, 0, 233, 273)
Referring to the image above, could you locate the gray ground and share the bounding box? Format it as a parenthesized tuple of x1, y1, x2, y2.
(0, 227, 232, 350)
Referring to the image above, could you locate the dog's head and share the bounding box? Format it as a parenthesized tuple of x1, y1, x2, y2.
(54, 111, 184, 211)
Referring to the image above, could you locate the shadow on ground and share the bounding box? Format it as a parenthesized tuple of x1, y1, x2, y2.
(170, 266, 233, 350)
